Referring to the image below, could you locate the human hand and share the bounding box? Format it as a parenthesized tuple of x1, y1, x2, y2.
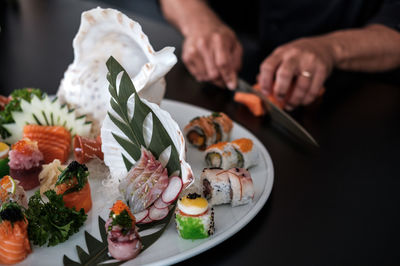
(258, 37, 334, 110)
(182, 22, 242, 89)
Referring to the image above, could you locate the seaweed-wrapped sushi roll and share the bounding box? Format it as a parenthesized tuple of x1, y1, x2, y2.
(184, 112, 233, 150)
(205, 138, 258, 170)
(201, 167, 254, 207)
(175, 193, 214, 239)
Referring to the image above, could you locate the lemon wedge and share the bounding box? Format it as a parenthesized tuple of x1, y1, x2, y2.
(0, 142, 9, 159)
(0, 175, 16, 195)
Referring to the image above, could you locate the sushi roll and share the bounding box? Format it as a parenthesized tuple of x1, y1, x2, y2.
(8, 138, 44, 190)
(184, 112, 233, 150)
(201, 168, 255, 207)
(175, 193, 214, 239)
(205, 138, 258, 170)
(55, 161, 92, 213)
(0, 202, 31, 265)
(211, 112, 233, 143)
(106, 200, 142, 261)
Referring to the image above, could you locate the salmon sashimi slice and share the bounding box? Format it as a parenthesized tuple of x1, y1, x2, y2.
(0, 220, 31, 265)
(23, 125, 71, 163)
(56, 181, 92, 213)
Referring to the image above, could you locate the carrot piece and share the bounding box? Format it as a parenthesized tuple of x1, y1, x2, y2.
(23, 125, 71, 163)
(234, 92, 266, 116)
(56, 181, 92, 213)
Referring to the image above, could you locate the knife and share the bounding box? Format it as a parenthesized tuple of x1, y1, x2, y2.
(236, 78, 319, 148)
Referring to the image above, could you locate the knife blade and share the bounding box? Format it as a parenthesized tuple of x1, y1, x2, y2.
(236, 78, 319, 148)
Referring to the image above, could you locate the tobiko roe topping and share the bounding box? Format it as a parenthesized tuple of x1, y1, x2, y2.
(8, 138, 43, 170)
(8, 138, 44, 190)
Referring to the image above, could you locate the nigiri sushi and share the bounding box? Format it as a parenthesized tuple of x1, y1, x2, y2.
(106, 200, 142, 261)
(0, 202, 31, 265)
(55, 161, 92, 213)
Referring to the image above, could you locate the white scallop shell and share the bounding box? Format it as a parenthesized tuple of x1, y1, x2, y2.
(101, 94, 194, 189)
(57, 7, 177, 134)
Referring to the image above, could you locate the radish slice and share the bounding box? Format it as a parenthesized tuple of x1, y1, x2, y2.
(138, 216, 153, 224)
(149, 205, 169, 221)
(154, 197, 170, 209)
(161, 176, 183, 204)
(134, 209, 149, 223)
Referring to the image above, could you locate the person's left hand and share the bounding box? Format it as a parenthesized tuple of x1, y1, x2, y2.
(257, 37, 335, 110)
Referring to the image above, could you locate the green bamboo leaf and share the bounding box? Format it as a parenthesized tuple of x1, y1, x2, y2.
(63, 255, 81, 266)
(111, 133, 140, 162)
(77, 246, 90, 262)
(105, 56, 181, 176)
(63, 217, 124, 266)
(139, 204, 176, 251)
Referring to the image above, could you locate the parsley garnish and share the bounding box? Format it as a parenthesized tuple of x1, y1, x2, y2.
(25, 190, 87, 247)
(109, 210, 133, 235)
(0, 88, 43, 139)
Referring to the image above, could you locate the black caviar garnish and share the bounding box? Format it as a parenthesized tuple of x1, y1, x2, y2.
(0, 202, 24, 224)
(187, 193, 201, 199)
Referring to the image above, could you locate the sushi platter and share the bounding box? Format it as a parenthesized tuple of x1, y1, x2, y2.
(0, 7, 273, 266)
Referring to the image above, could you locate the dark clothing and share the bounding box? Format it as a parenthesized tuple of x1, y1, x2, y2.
(210, 0, 400, 50)
(208, 0, 400, 82)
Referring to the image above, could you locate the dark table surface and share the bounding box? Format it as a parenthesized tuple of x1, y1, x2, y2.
(1, 0, 400, 265)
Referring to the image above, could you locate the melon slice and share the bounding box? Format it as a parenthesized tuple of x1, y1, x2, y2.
(2, 95, 92, 144)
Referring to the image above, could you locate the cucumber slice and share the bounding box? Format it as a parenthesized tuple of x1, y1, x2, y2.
(2, 95, 92, 144)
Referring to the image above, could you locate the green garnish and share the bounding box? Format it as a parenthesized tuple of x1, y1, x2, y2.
(25, 190, 87, 247)
(0, 202, 24, 225)
(56, 161, 89, 194)
(211, 112, 221, 118)
(0, 88, 43, 139)
(109, 210, 133, 235)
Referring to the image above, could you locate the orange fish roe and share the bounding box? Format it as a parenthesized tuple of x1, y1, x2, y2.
(232, 138, 253, 153)
(207, 141, 228, 150)
(11, 138, 38, 156)
(111, 200, 135, 221)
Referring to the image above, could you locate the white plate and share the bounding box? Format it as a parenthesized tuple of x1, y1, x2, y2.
(19, 99, 274, 266)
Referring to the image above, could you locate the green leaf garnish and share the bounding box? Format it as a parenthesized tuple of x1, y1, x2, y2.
(0, 88, 43, 139)
(56, 161, 89, 194)
(105, 56, 181, 176)
(25, 190, 87, 247)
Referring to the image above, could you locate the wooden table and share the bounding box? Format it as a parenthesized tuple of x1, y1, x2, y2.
(1, 0, 400, 265)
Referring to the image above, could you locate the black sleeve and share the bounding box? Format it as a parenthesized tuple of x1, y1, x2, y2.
(367, 0, 400, 31)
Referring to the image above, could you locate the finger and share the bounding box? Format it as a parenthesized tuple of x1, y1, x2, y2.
(285, 70, 313, 110)
(212, 78, 226, 88)
(182, 44, 208, 81)
(197, 38, 219, 80)
(214, 34, 238, 90)
(272, 58, 297, 100)
(302, 65, 327, 105)
(258, 53, 282, 96)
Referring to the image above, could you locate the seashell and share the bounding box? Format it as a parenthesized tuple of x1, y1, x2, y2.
(57, 7, 177, 135)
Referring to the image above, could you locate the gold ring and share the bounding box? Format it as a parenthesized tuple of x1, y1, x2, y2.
(300, 70, 312, 78)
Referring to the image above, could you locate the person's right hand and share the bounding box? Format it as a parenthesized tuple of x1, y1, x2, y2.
(182, 23, 243, 89)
